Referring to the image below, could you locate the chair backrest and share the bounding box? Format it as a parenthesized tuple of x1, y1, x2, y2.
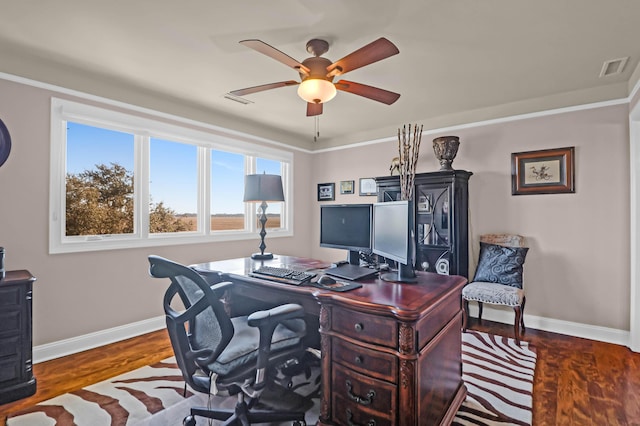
(148, 255, 234, 393)
(480, 233, 525, 248)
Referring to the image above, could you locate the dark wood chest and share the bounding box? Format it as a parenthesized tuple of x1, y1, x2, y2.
(0, 270, 36, 404)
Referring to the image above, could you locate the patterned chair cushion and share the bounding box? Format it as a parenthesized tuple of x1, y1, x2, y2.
(473, 242, 529, 288)
(462, 281, 524, 306)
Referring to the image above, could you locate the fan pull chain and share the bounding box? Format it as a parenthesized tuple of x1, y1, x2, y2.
(314, 116, 320, 142)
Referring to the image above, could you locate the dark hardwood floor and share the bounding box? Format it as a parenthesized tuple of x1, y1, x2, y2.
(470, 319, 640, 425)
(0, 329, 174, 426)
(1, 321, 639, 425)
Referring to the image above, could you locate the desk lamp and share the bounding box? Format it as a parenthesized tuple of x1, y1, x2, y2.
(243, 173, 285, 260)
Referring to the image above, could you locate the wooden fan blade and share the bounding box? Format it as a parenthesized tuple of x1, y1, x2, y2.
(240, 39, 310, 74)
(230, 80, 299, 96)
(326, 37, 399, 76)
(306, 102, 323, 116)
(335, 80, 400, 105)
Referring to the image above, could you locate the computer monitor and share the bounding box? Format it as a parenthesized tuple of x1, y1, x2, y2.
(320, 204, 372, 266)
(372, 200, 417, 283)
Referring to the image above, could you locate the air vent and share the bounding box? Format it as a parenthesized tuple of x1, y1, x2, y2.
(223, 93, 253, 105)
(599, 57, 629, 78)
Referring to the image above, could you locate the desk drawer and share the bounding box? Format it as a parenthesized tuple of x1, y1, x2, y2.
(0, 310, 20, 334)
(333, 395, 393, 426)
(332, 363, 396, 423)
(0, 286, 20, 306)
(0, 356, 21, 384)
(332, 338, 397, 383)
(0, 335, 20, 358)
(332, 309, 397, 348)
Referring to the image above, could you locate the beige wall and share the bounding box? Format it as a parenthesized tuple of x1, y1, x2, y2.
(0, 75, 632, 348)
(311, 104, 631, 331)
(0, 78, 314, 346)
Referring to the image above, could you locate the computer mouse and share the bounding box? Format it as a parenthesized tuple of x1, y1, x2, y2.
(318, 275, 337, 285)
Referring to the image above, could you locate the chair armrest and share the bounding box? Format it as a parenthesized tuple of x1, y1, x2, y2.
(247, 303, 304, 327)
(247, 304, 305, 386)
(209, 281, 234, 298)
(191, 267, 226, 285)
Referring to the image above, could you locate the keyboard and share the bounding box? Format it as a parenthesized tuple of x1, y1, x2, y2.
(250, 266, 316, 286)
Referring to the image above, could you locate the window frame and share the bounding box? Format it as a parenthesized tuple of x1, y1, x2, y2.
(49, 98, 293, 254)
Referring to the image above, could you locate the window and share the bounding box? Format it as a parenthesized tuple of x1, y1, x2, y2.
(211, 150, 245, 232)
(149, 138, 198, 234)
(50, 98, 293, 253)
(256, 157, 284, 230)
(65, 122, 135, 237)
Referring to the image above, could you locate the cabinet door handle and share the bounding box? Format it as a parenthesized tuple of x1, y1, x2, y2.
(346, 380, 375, 405)
(346, 408, 376, 426)
(354, 323, 364, 332)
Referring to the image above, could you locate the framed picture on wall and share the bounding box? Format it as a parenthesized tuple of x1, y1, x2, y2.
(340, 180, 355, 194)
(359, 178, 377, 196)
(511, 146, 575, 195)
(317, 183, 335, 201)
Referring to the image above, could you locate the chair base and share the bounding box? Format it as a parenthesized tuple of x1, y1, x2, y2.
(462, 298, 526, 345)
(185, 401, 306, 426)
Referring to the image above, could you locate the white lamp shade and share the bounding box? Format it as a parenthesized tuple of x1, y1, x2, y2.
(297, 79, 337, 104)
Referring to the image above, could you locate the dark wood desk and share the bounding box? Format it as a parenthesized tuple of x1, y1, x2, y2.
(192, 256, 467, 426)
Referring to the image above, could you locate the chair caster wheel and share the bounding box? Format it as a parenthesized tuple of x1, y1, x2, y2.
(183, 415, 196, 426)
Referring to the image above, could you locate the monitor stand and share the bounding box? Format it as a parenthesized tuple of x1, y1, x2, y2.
(348, 250, 360, 266)
(380, 263, 417, 283)
(326, 264, 377, 281)
(325, 250, 378, 281)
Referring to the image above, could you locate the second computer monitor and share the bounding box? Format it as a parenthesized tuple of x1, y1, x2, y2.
(372, 200, 416, 282)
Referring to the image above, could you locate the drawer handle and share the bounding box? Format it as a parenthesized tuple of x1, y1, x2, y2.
(354, 355, 363, 364)
(354, 323, 364, 332)
(346, 380, 376, 405)
(346, 408, 376, 426)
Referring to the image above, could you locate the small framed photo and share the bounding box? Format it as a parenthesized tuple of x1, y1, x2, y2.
(511, 147, 575, 195)
(317, 182, 335, 201)
(340, 180, 355, 194)
(417, 194, 433, 212)
(359, 178, 377, 196)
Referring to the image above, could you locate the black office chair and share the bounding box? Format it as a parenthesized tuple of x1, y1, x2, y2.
(148, 255, 308, 426)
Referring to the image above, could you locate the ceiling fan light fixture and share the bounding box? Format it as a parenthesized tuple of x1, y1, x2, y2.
(235, 38, 400, 116)
(297, 78, 336, 104)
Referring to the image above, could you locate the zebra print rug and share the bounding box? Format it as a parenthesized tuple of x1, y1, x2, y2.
(6, 358, 206, 426)
(6, 356, 320, 426)
(454, 331, 537, 425)
(8, 332, 535, 425)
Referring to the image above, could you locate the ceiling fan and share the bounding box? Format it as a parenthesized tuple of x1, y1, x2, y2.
(230, 37, 400, 117)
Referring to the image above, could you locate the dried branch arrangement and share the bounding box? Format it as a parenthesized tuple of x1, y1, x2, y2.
(397, 124, 423, 200)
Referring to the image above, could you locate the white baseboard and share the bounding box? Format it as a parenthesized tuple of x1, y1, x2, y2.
(32, 308, 634, 364)
(33, 315, 166, 363)
(467, 304, 631, 348)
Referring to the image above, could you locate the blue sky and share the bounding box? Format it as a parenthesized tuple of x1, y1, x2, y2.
(66, 122, 281, 214)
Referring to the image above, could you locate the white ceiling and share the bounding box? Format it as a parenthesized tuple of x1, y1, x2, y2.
(0, 0, 638, 150)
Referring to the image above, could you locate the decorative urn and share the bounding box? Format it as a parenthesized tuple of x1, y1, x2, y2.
(432, 136, 460, 170)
